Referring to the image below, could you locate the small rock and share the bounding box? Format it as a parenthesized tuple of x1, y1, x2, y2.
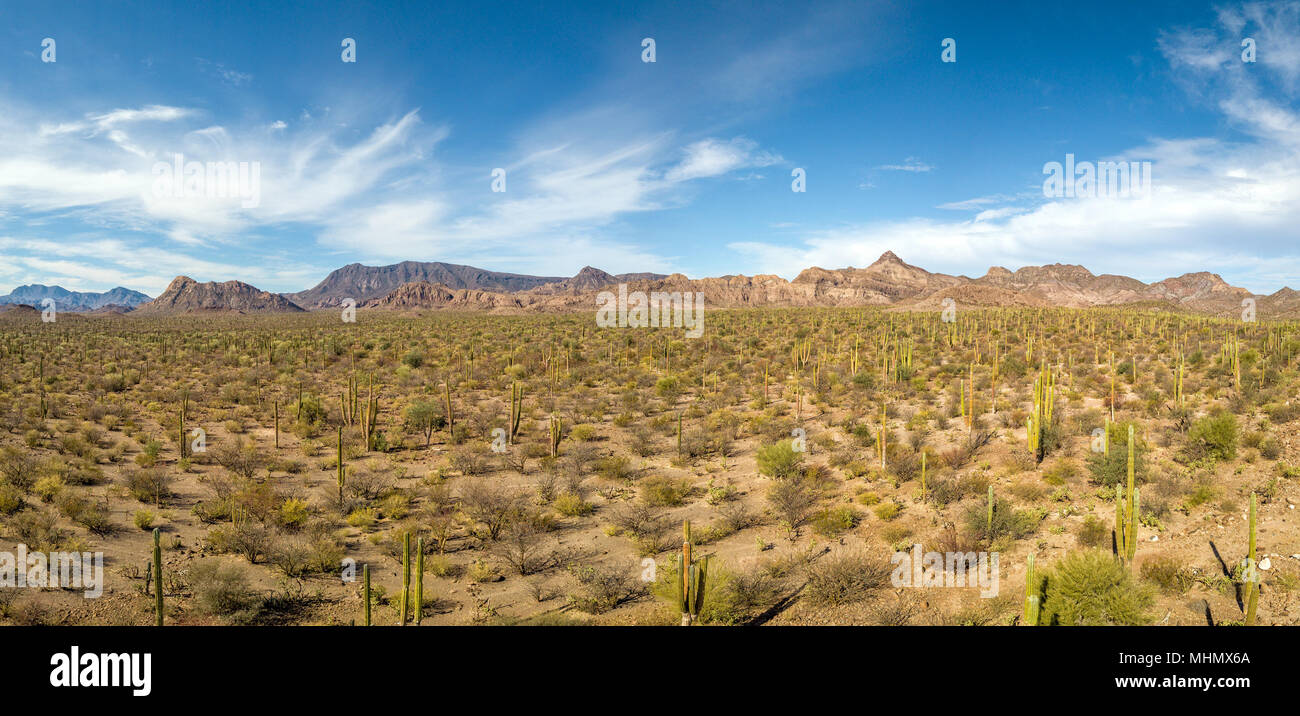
(1259, 557, 1272, 571)
(1150, 535, 1158, 542)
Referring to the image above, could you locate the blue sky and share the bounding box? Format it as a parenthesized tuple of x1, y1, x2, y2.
(2, 0, 1299, 296)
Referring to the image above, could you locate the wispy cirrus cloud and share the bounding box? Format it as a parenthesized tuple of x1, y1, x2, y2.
(732, 2, 1300, 293)
(878, 156, 933, 173)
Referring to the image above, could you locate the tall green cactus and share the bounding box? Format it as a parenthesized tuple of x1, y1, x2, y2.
(363, 563, 371, 626)
(400, 531, 411, 627)
(1244, 492, 1259, 626)
(508, 382, 523, 445)
(178, 389, 189, 460)
(676, 412, 683, 455)
(336, 426, 345, 509)
(152, 528, 163, 626)
(549, 415, 562, 457)
(1023, 553, 1040, 626)
(444, 381, 455, 441)
(677, 521, 708, 626)
(1115, 424, 1138, 565)
(920, 451, 927, 503)
(415, 537, 425, 626)
(986, 485, 994, 538)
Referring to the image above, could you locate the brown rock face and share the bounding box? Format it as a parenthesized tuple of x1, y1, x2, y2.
(118, 250, 1290, 318)
(361, 282, 529, 312)
(133, 276, 304, 315)
(287, 261, 569, 308)
(793, 251, 965, 304)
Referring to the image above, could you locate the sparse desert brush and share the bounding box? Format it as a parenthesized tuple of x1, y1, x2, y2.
(554, 492, 592, 516)
(1186, 411, 1239, 462)
(638, 475, 690, 506)
(963, 496, 1040, 544)
(805, 550, 891, 607)
(346, 507, 380, 530)
(1139, 555, 1192, 594)
(767, 476, 820, 536)
(189, 559, 262, 625)
(1041, 458, 1079, 486)
(0, 485, 25, 515)
(1076, 514, 1109, 548)
(133, 509, 156, 530)
(873, 500, 902, 521)
(756, 440, 803, 480)
(567, 563, 644, 614)
(813, 505, 860, 536)
(1037, 550, 1153, 626)
(278, 497, 311, 529)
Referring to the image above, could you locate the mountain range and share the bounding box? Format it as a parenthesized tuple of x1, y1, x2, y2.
(0, 284, 151, 312)
(4, 255, 1297, 318)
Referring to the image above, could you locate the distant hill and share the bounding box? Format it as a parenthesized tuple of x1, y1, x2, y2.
(0, 284, 150, 312)
(286, 261, 569, 308)
(133, 276, 304, 315)
(15, 253, 1294, 319)
(333, 251, 1296, 318)
(287, 261, 670, 307)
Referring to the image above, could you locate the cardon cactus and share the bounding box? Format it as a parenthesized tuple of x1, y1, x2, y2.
(677, 521, 709, 626)
(1023, 553, 1040, 627)
(1243, 492, 1259, 626)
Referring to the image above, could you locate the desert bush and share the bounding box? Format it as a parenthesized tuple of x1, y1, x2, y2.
(1037, 550, 1152, 625)
(125, 468, 174, 504)
(638, 475, 691, 506)
(1076, 514, 1108, 548)
(1140, 555, 1193, 594)
(608, 502, 671, 554)
(211, 438, 266, 480)
(567, 563, 645, 613)
(189, 559, 262, 624)
(459, 478, 523, 540)
(1186, 411, 1238, 462)
(767, 476, 820, 535)
(133, 510, 155, 530)
(805, 551, 891, 607)
(757, 440, 804, 480)
(0, 447, 38, 491)
(812, 506, 859, 537)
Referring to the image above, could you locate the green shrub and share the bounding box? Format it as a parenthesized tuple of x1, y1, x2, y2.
(554, 492, 593, 516)
(1187, 411, 1238, 462)
(1039, 550, 1152, 625)
(639, 476, 691, 506)
(1140, 555, 1192, 594)
(756, 440, 804, 480)
(189, 559, 262, 624)
(278, 498, 311, 529)
(0, 485, 24, 515)
(805, 551, 891, 607)
(133, 510, 155, 530)
(1076, 514, 1108, 548)
(1085, 426, 1149, 487)
(812, 506, 860, 537)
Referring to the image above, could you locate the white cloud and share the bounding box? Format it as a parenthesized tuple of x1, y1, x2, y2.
(730, 4, 1300, 293)
(664, 137, 781, 182)
(879, 156, 933, 173)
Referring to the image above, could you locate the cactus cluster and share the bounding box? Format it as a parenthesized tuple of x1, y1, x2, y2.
(678, 521, 709, 626)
